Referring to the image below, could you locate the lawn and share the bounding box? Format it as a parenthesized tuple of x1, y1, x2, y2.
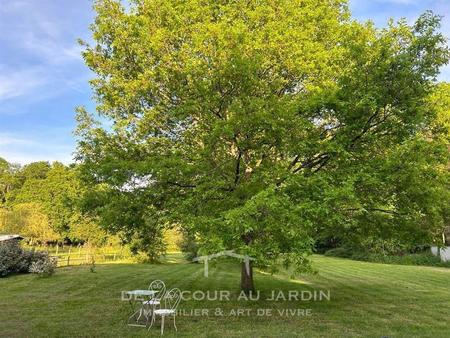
(1, 255, 449, 337)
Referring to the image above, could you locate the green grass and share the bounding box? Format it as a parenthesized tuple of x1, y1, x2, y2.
(1, 254, 449, 337)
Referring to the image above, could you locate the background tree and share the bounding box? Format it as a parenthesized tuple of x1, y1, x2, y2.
(0, 160, 109, 246)
(77, 0, 449, 291)
(0, 157, 20, 205)
(12, 162, 78, 236)
(428, 82, 450, 246)
(0, 203, 59, 244)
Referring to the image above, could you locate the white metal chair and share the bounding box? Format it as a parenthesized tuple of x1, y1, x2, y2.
(149, 288, 182, 335)
(143, 280, 166, 325)
(144, 280, 166, 306)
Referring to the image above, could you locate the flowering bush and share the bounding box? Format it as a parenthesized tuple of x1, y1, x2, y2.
(29, 256, 57, 276)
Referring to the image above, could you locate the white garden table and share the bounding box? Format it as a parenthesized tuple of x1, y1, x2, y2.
(125, 289, 158, 327)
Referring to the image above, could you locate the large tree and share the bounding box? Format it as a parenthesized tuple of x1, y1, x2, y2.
(77, 0, 449, 291)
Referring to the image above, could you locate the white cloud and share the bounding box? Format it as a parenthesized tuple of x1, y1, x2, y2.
(0, 134, 35, 147)
(0, 0, 89, 104)
(0, 1, 93, 163)
(22, 37, 83, 64)
(0, 66, 47, 101)
(2, 1, 84, 63)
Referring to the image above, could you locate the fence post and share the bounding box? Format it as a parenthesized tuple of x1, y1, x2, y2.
(67, 255, 70, 266)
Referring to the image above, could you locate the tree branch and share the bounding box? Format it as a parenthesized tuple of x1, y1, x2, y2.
(166, 181, 196, 188)
(341, 207, 400, 215)
(292, 153, 330, 173)
(234, 150, 242, 185)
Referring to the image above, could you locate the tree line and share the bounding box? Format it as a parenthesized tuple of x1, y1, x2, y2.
(0, 160, 108, 246)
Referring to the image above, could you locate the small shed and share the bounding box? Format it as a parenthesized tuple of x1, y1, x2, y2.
(0, 234, 24, 243)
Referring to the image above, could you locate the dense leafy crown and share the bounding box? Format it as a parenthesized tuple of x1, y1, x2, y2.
(77, 0, 449, 270)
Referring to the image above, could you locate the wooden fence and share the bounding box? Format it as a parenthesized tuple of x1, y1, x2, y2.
(51, 251, 128, 267)
(26, 245, 129, 267)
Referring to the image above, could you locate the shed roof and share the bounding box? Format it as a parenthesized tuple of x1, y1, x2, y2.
(0, 234, 24, 242)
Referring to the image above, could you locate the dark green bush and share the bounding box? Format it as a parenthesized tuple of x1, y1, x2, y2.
(367, 252, 450, 267)
(324, 246, 450, 268)
(0, 241, 26, 276)
(324, 247, 354, 259)
(178, 230, 199, 261)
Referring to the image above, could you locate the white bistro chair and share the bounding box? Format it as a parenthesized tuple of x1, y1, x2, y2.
(143, 280, 166, 324)
(149, 288, 182, 335)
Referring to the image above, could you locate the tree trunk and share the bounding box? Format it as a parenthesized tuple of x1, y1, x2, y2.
(241, 261, 254, 293)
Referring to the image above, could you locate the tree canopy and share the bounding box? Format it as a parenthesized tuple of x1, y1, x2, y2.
(0, 159, 108, 246)
(77, 0, 449, 290)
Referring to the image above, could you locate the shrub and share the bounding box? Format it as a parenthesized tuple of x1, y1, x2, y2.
(366, 252, 450, 267)
(314, 236, 341, 254)
(0, 241, 57, 277)
(178, 230, 199, 261)
(324, 245, 450, 268)
(0, 241, 26, 276)
(29, 256, 57, 276)
(89, 254, 96, 273)
(324, 247, 354, 259)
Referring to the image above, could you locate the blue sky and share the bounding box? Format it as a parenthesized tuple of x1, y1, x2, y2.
(0, 0, 449, 165)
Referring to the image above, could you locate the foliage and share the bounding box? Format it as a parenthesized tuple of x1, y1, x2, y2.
(323, 247, 354, 259)
(325, 247, 450, 268)
(0, 157, 20, 205)
(163, 227, 182, 252)
(0, 241, 54, 277)
(0, 203, 59, 243)
(128, 231, 167, 262)
(428, 82, 450, 142)
(0, 241, 28, 277)
(12, 162, 80, 236)
(67, 213, 109, 246)
(0, 159, 110, 246)
(29, 256, 57, 276)
(178, 228, 199, 261)
(77, 0, 449, 289)
(89, 253, 96, 273)
(79, 180, 167, 260)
